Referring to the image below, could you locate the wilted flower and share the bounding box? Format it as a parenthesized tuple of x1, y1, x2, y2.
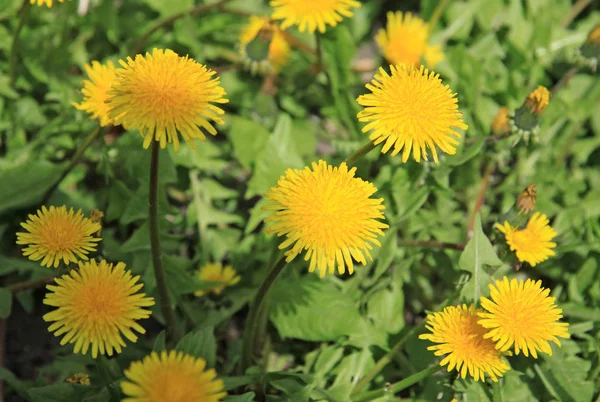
(270, 0, 361, 34)
(376, 11, 443, 67)
(66, 373, 90, 385)
(16, 206, 101, 269)
(107, 49, 228, 151)
(478, 277, 570, 358)
(496, 212, 557, 266)
(43, 260, 154, 358)
(419, 304, 510, 382)
(264, 160, 388, 277)
(121, 350, 226, 402)
(357, 64, 468, 163)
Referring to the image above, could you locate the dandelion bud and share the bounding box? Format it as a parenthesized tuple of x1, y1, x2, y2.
(580, 24, 600, 59)
(240, 17, 290, 76)
(491, 107, 510, 135)
(510, 86, 550, 144)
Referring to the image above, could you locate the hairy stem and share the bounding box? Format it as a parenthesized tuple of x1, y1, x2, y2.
(42, 126, 103, 205)
(9, 0, 30, 88)
(240, 255, 287, 373)
(149, 141, 180, 342)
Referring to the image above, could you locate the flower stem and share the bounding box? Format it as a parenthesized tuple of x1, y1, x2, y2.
(134, 0, 235, 53)
(351, 365, 442, 402)
(96, 356, 119, 401)
(7, 275, 55, 293)
(240, 254, 288, 373)
(149, 141, 180, 342)
(397, 239, 465, 251)
(560, 0, 592, 28)
(428, 0, 450, 32)
(345, 141, 377, 167)
(42, 126, 103, 205)
(9, 0, 30, 88)
(315, 32, 324, 71)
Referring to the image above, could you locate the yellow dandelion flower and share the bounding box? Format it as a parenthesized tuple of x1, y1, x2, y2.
(16, 205, 101, 269)
(496, 212, 557, 266)
(195, 263, 241, 297)
(478, 277, 570, 358)
(419, 304, 509, 382)
(43, 259, 155, 358)
(376, 11, 443, 68)
(357, 64, 468, 163)
(524, 86, 550, 116)
(107, 49, 229, 151)
(270, 0, 361, 34)
(66, 373, 90, 385)
(264, 160, 388, 277)
(240, 17, 291, 74)
(121, 350, 226, 402)
(491, 107, 510, 135)
(30, 0, 68, 7)
(72, 61, 117, 127)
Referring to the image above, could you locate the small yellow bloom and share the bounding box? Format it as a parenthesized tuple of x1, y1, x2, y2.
(30, 0, 68, 7)
(357, 64, 468, 163)
(72, 61, 117, 127)
(491, 107, 510, 135)
(66, 373, 90, 385)
(16, 205, 101, 269)
(121, 350, 226, 402)
(376, 11, 443, 67)
(265, 160, 388, 277)
(107, 49, 228, 151)
(524, 86, 550, 116)
(270, 0, 361, 34)
(240, 17, 291, 74)
(419, 304, 509, 382)
(478, 277, 570, 358)
(496, 212, 557, 266)
(195, 263, 241, 296)
(43, 259, 155, 358)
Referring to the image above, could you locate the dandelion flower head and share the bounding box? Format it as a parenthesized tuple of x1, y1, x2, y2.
(43, 259, 155, 358)
(73, 61, 117, 127)
(376, 11, 443, 67)
(357, 64, 468, 163)
(240, 16, 291, 74)
(419, 304, 509, 382)
(121, 350, 226, 402)
(264, 160, 388, 278)
(496, 212, 557, 266)
(270, 0, 361, 34)
(195, 263, 241, 297)
(30, 0, 68, 7)
(478, 277, 570, 358)
(107, 49, 228, 151)
(524, 86, 550, 115)
(16, 205, 101, 269)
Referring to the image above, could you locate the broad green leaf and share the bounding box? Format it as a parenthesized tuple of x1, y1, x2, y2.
(538, 352, 594, 402)
(459, 214, 502, 303)
(366, 281, 405, 334)
(176, 327, 217, 368)
(0, 288, 12, 319)
(228, 116, 270, 169)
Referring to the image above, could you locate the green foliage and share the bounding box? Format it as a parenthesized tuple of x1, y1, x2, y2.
(1, 0, 599, 401)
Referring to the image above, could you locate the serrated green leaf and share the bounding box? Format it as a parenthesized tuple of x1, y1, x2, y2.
(176, 327, 217, 368)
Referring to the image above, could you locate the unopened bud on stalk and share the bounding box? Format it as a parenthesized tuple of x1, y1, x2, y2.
(510, 86, 550, 145)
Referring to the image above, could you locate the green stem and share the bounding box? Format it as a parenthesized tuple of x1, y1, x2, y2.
(9, 0, 30, 88)
(315, 32, 323, 70)
(428, 0, 450, 32)
(397, 239, 465, 251)
(560, 0, 592, 28)
(7, 275, 55, 293)
(41, 126, 103, 205)
(351, 366, 442, 402)
(149, 141, 180, 342)
(345, 141, 377, 167)
(240, 255, 288, 373)
(96, 356, 119, 401)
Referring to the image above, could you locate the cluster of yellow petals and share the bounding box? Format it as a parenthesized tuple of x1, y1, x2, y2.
(524, 86, 550, 115)
(73, 61, 117, 127)
(30, 0, 68, 7)
(240, 17, 291, 74)
(357, 64, 468, 163)
(107, 49, 228, 151)
(16, 205, 101, 269)
(419, 304, 509, 382)
(478, 278, 570, 358)
(66, 373, 91, 385)
(195, 263, 241, 296)
(43, 259, 155, 358)
(496, 212, 557, 266)
(121, 350, 226, 402)
(264, 160, 388, 277)
(376, 11, 443, 67)
(270, 0, 361, 33)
